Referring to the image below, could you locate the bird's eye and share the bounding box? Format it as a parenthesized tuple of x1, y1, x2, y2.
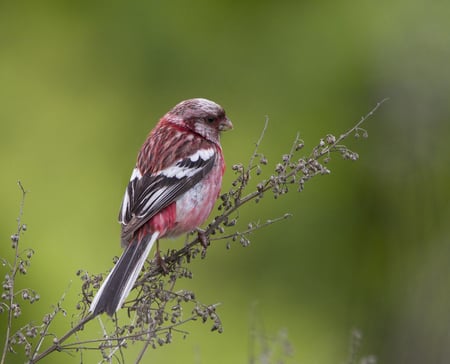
(206, 117, 215, 123)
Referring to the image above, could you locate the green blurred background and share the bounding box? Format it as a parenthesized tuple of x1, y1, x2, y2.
(1, 0, 450, 363)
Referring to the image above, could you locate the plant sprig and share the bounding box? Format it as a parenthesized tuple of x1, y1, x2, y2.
(1, 99, 387, 363)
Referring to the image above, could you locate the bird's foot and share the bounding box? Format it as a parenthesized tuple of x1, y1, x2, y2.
(154, 241, 169, 274)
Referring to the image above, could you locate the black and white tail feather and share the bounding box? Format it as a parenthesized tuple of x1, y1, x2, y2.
(89, 232, 159, 316)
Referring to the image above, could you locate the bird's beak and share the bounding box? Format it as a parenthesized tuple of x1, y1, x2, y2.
(219, 118, 233, 131)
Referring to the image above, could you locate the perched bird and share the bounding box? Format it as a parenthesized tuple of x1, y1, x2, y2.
(89, 98, 233, 316)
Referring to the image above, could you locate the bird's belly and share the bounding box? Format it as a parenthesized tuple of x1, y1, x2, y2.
(170, 173, 221, 236)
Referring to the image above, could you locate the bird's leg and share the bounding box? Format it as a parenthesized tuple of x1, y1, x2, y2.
(154, 239, 169, 274)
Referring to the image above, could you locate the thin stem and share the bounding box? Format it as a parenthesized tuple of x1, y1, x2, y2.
(29, 314, 94, 363)
(248, 115, 269, 171)
(210, 213, 292, 241)
(31, 283, 72, 360)
(1, 181, 27, 364)
(316, 98, 389, 159)
(234, 116, 270, 203)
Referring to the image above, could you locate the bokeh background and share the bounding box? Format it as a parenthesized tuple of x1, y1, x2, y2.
(1, 1, 450, 363)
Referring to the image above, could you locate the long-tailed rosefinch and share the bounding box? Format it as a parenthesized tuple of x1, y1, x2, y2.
(90, 98, 232, 316)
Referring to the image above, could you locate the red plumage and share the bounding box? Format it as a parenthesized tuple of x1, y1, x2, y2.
(90, 98, 232, 316)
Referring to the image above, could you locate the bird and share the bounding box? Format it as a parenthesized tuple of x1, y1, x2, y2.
(89, 98, 233, 317)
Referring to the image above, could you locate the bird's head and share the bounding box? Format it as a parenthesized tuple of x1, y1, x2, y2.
(165, 98, 233, 143)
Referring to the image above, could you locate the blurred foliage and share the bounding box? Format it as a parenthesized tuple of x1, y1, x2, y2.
(1, 0, 450, 363)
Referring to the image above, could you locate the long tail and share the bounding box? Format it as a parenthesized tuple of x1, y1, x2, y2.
(89, 232, 159, 316)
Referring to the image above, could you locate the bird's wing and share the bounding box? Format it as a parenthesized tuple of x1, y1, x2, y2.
(118, 147, 217, 243)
